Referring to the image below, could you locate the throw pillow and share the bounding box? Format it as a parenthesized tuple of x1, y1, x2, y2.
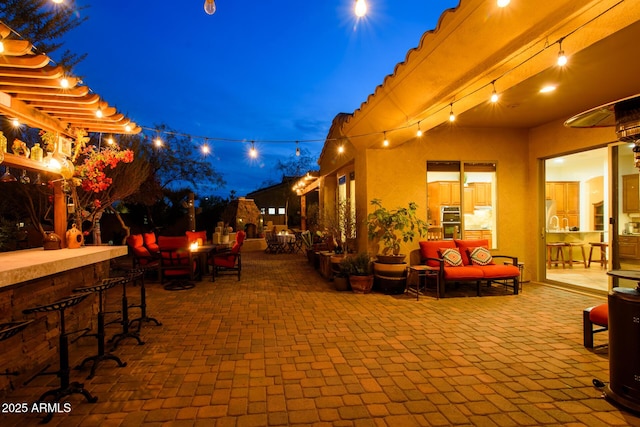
(469, 246, 493, 265)
(440, 248, 463, 267)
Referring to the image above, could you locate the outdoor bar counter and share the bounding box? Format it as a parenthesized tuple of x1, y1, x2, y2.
(0, 246, 127, 396)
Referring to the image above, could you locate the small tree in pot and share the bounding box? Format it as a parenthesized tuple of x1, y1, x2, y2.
(366, 198, 429, 264)
(346, 252, 374, 294)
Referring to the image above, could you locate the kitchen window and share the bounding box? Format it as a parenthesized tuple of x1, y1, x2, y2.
(427, 161, 496, 248)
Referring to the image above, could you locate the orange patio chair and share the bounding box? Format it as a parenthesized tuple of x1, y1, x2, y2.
(209, 230, 246, 282)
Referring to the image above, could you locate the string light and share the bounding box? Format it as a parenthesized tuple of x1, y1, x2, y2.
(106, 136, 114, 145)
(490, 81, 499, 103)
(449, 104, 455, 122)
(383, 131, 389, 147)
(557, 39, 568, 66)
(202, 144, 210, 155)
(338, 144, 344, 153)
(540, 85, 556, 93)
(416, 122, 423, 137)
(154, 137, 163, 147)
(497, 0, 510, 7)
(355, 0, 367, 17)
(60, 77, 69, 88)
(204, 0, 216, 15)
(249, 141, 258, 158)
(0, 38, 4, 54)
(12, 118, 20, 127)
(95, 105, 103, 118)
(295, 141, 300, 156)
(125, 124, 132, 132)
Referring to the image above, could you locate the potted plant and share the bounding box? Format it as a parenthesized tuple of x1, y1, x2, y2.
(332, 256, 352, 291)
(347, 252, 374, 294)
(366, 199, 429, 294)
(366, 198, 429, 264)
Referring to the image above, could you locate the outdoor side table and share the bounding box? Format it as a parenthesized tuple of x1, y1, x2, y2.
(407, 265, 440, 300)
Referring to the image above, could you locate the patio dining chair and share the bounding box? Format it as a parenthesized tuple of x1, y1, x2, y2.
(265, 231, 285, 254)
(209, 230, 246, 281)
(158, 236, 198, 285)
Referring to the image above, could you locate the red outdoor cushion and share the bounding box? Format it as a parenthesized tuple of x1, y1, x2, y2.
(235, 230, 246, 245)
(158, 236, 188, 250)
(143, 232, 159, 253)
(132, 245, 152, 264)
(443, 266, 485, 280)
(186, 230, 207, 244)
(589, 304, 608, 327)
(126, 234, 144, 249)
(214, 256, 237, 268)
(478, 264, 520, 279)
(454, 239, 489, 265)
(419, 240, 456, 267)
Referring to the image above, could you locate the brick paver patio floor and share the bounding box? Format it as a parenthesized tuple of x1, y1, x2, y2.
(2, 250, 639, 426)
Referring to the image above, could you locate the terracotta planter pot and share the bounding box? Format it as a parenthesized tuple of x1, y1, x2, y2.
(349, 275, 374, 294)
(373, 262, 407, 295)
(376, 254, 407, 264)
(333, 275, 350, 291)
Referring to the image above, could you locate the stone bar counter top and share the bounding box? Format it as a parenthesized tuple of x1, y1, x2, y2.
(0, 245, 127, 289)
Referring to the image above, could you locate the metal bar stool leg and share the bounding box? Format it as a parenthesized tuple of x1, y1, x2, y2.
(74, 278, 127, 379)
(109, 271, 145, 350)
(23, 294, 98, 423)
(127, 268, 162, 332)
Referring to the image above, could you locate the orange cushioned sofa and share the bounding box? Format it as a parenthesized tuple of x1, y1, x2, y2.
(419, 239, 520, 297)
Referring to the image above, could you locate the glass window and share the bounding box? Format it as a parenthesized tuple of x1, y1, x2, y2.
(426, 161, 497, 248)
(278, 207, 286, 215)
(268, 207, 276, 215)
(260, 208, 266, 215)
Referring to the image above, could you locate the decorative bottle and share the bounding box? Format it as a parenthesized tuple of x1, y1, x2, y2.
(31, 143, 43, 162)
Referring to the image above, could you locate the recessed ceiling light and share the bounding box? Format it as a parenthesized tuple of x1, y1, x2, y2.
(540, 85, 557, 93)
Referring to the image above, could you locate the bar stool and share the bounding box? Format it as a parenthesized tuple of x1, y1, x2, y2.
(566, 242, 587, 268)
(109, 270, 145, 350)
(546, 242, 567, 268)
(588, 242, 608, 268)
(73, 277, 127, 379)
(127, 268, 162, 331)
(22, 293, 97, 423)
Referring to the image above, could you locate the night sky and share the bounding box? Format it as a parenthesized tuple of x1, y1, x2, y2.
(59, 0, 459, 197)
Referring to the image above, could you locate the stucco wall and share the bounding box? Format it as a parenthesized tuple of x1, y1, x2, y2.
(359, 126, 530, 264)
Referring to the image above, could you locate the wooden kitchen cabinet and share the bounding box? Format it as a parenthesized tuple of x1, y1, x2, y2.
(547, 181, 580, 228)
(463, 187, 474, 214)
(472, 182, 491, 206)
(428, 181, 461, 208)
(619, 235, 640, 259)
(623, 174, 640, 213)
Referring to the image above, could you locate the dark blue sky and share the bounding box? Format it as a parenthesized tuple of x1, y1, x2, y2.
(61, 0, 459, 197)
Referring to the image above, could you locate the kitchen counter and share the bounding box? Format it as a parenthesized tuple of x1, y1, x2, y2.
(546, 230, 603, 234)
(546, 231, 603, 262)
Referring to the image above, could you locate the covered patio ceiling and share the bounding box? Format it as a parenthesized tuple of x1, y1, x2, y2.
(336, 0, 640, 148)
(0, 22, 140, 138)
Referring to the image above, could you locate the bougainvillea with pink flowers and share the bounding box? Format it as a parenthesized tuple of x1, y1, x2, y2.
(74, 146, 134, 193)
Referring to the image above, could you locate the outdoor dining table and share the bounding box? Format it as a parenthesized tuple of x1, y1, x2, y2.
(276, 233, 297, 253)
(190, 243, 232, 278)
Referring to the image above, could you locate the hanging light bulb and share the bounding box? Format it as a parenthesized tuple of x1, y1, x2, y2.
(0, 39, 5, 54)
(338, 144, 344, 154)
(416, 122, 423, 137)
(106, 136, 114, 145)
(60, 77, 69, 88)
(202, 144, 210, 155)
(12, 118, 20, 127)
(355, 0, 367, 17)
(497, 0, 510, 7)
(449, 104, 456, 122)
(154, 137, 163, 147)
(383, 132, 389, 147)
(249, 141, 257, 158)
(557, 40, 568, 66)
(295, 141, 300, 156)
(95, 105, 103, 118)
(125, 124, 132, 132)
(204, 0, 216, 15)
(490, 81, 499, 103)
